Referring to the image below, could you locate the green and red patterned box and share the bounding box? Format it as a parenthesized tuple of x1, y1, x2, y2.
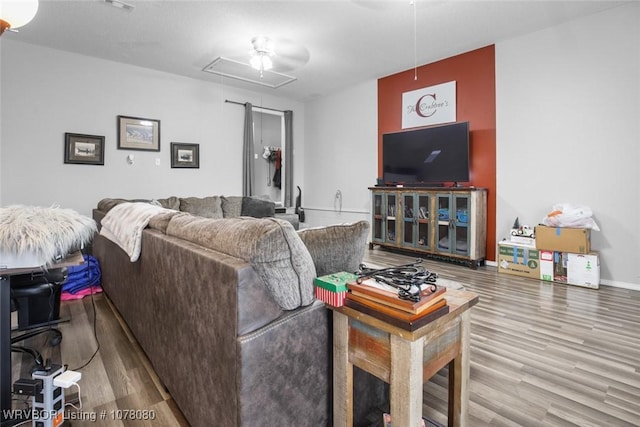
(314, 272, 358, 307)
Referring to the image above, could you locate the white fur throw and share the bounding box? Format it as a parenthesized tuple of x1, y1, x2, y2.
(100, 202, 172, 262)
(0, 205, 97, 267)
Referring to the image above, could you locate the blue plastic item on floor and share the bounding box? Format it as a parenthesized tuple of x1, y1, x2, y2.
(62, 255, 101, 294)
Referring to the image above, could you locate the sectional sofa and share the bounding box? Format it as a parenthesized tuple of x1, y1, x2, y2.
(91, 196, 381, 426)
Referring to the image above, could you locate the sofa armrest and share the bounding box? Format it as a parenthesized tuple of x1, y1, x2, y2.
(297, 220, 370, 276)
(274, 212, 299, 230)
(92, 209, 106, 230)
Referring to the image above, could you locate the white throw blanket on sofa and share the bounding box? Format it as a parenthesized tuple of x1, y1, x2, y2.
(100, 202, 171, 262)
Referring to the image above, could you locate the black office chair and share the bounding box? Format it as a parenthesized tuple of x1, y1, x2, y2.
(10, 268, 68, 367)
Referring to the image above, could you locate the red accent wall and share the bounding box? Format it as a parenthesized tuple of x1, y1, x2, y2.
(378, 45, 496, 261)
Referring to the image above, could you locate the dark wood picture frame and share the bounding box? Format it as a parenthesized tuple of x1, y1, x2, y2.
(64, 133, 105, 165)
(171, 143, 199, 168)
(117, 115, 161, 151)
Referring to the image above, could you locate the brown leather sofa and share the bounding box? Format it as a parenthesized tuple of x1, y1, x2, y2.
(92, 200, 377, 427)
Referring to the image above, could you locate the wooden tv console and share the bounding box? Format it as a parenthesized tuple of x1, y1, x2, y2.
(369, 187, 487, 268)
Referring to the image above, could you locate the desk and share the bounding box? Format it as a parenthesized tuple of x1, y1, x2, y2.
(1, 252, 83, 425)
(331, 288, 479, 427)
(1, 275, 13, 424)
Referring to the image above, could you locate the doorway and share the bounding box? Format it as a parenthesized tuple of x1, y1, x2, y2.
(253, 108, 285, 207)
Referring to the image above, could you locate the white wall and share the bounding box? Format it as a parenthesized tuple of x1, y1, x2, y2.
(0, 40, 304, 216)
(496, 3, 639, 288)
(303, 79, 378, 227)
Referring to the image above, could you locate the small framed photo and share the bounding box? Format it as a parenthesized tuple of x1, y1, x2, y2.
(64, 133, 105, 165)
(171, 143, 200, 168)
(118, 115, 160, 151)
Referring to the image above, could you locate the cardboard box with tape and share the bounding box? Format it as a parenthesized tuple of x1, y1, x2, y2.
(535, 225, 591, 254)
(498, 241, 540, 279)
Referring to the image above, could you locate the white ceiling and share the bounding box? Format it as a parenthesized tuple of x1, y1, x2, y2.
(5, 0, 630, 101)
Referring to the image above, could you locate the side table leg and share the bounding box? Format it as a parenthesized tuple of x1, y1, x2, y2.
(449, 310, 471, 427)
(390, 334, 424, 427)
(333, 311, 353, 427)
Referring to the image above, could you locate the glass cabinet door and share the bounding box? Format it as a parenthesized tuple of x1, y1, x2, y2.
(371, 191, 398, 244)
(385, 194, 397, 243)
(436, 193, 452, 254)
(417, 194, 430, 249)
(402, 194, 416, 246)
(372, 192, 384, 242)
(402, 193, 431, 249)
(453, 194, 470, 255)
(436, 193, 471, 255)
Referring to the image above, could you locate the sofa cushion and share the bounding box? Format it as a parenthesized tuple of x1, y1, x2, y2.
(241, 196, 275, 218)
(152, 196, 180, 211)
(147, 211, 185, 233)
(221, 196, 243, 218)
(179, 196, 223, 219)
(297, 220, 370, 276)
(165, 215, 316, 310)
(98, 198, 154, 213)
(97, 198, 132, 213)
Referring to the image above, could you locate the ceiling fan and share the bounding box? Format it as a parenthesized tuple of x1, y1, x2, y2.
(203, 35, 310, 89)
(243, 35, 310, 73)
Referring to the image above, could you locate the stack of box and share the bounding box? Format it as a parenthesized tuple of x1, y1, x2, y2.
(535, 225, 600, 289)
(497, 222, 538, 279)
(498, 225, 600, 289)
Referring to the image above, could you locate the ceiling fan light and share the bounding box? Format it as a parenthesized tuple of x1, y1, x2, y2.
(0, 0, 39, 33)
(250, 55, 263, 70)
(250, 53, 273, 71)
(261, 56, 273, 71)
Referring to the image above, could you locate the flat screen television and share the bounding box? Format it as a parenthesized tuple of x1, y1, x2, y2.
(382, 121, 470, 186)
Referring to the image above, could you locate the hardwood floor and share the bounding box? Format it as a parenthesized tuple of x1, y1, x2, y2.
(11, 293, 189, 426)
(11, 247, 640, 426)
(365, 248, 640, 427)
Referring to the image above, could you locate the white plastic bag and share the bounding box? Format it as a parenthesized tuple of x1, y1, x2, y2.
(542, 203, 600, 231)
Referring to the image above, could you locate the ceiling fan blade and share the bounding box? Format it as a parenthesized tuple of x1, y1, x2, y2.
(271, 37, 310, 72)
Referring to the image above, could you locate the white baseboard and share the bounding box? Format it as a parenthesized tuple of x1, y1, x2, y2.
(599, 279, 640, 292)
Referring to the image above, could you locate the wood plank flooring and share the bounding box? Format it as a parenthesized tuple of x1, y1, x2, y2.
(365, 249, 640, 427)
(10, 247, 640, 426)
(11, 293, 189, 426)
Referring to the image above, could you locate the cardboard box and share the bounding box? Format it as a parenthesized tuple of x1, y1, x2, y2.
(314, 272, 358, 307)
(497, 242, 540, 279)
(535, 225, 591, 254)
(539, 250, 600, 289)
(510, 235, 535, 246)
(540, 251, 569, 283)
(567, 252, 600, 289)
(539, 250, 555, 282)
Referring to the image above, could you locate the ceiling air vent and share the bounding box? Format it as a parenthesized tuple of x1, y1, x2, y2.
(202, 57, 297, 89)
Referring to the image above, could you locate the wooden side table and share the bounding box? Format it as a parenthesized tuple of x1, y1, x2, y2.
(331, 288, 479, 427)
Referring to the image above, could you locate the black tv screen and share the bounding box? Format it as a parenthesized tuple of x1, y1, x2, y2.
(382, 121, 470, 185)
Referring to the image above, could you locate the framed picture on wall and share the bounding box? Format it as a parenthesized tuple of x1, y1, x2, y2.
(117, 115, 161, 151)
(64, 133, 105, 165)
(171, 142, 199, 168)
